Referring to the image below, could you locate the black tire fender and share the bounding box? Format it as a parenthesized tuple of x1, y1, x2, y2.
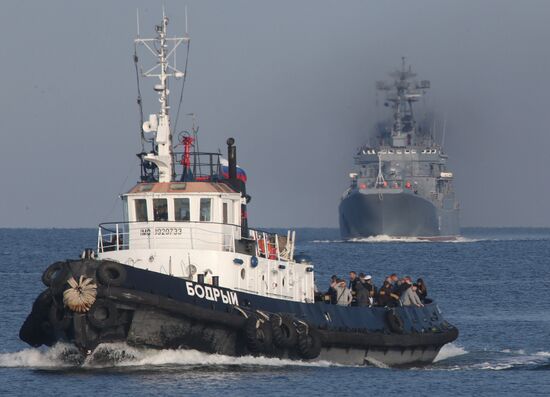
(271, 313, 298, 349)
(42, 262, 70, 292)
(48, 305, 71, 330)
(96, 261, 127, 287)
(32, 289, 53, 313)
(244, 315, 273, 354)
(386, 309, 404, 334)
(297, 323, 322, 360)
(87, 299, 118, 329)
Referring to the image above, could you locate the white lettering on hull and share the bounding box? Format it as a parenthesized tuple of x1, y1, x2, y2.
(185, 281, 239, 306)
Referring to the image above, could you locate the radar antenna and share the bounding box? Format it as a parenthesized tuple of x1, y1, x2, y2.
(376, 58, 430, 147)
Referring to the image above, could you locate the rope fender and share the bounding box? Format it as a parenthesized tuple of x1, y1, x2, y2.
(63, 276, 97, 313)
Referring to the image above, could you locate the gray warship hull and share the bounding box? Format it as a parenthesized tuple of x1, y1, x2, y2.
(339, 190, 459, 239)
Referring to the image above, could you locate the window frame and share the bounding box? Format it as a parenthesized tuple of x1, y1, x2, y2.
(199, 197, 212, 222)
(134, 199, 148, 222)
(153, 198, 168, 222)
(174, 197, 191, 222)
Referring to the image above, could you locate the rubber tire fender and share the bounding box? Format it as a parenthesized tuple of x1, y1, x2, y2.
(386, 310, 404, 334)
(297, 323, 322, 360)
(271, 313, 298, 349)
(96, 261, 127, 287)
(42, 262, 70, 292)
(32, 289, 53, 313)
(87, 299, 118, 329)
(244, 315, 273, 354)
(48, 304, 71, 330)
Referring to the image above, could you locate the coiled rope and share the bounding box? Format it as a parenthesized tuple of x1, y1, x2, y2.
(63, 276, 97, 313)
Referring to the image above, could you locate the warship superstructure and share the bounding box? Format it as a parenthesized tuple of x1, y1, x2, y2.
(19, 19, 458, 367)
(339, 60, 460, 240)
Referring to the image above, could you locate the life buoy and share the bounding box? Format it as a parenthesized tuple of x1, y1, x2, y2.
(385, 310, 404, 334)
(297, 323, 322, 359)
(96, 261, 127, 287)
(87, 299, 118, 329)
(271, 314, 298, 348)
(244, 315, 273, 354)
(42, 262, 70, 292)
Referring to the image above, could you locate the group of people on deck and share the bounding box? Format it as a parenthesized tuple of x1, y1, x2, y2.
(325, 272, 428, 307)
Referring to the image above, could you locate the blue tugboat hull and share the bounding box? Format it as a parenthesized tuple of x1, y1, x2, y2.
(20, 259, 458, 367)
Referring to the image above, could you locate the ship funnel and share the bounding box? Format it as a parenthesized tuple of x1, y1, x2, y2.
(227, 137, 237, 181)
(226, 137, 249, 238)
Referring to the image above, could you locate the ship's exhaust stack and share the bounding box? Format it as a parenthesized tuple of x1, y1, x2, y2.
(227, 138, 237, 181)
(226, 138, 249, 238)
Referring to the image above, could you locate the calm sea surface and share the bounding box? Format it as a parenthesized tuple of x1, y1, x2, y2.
(1, 228, 549, 396)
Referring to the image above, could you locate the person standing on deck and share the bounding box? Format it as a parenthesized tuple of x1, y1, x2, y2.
(348, 271, 359, 306)
(355, 273, 370, 307)
(335, 279, 353, 306)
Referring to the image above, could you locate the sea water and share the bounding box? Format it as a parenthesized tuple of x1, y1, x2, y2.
(0, 228, 549, 396)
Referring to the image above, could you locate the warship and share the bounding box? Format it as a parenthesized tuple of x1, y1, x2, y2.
(19, 16, 458, 367)
(339, 59, 460, 240)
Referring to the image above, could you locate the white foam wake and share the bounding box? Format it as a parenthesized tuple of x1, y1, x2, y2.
(433, 343, 468, 362)
(312, 236, 478, 244)
(0, 343, 337, 369)
(0, 344, 75, 368)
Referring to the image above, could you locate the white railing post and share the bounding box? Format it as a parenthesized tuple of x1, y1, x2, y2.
(275, 233, 280, 261)
(253, 230, 260, 257)
(115, 223, 119, 251)
(98, 227, 103, 253)
(262, 232, 267, 259)
(291, 230, 296, 260)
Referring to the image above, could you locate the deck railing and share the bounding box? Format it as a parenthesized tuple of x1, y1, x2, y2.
(97, 221, 296, 261)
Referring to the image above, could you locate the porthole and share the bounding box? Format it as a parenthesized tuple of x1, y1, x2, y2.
(240, 268, 246, 280)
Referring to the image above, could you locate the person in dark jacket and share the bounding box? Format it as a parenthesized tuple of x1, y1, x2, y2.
(395, 276, 413, 296)
(348, 271, 359, 306)
(360, 274, 377, 305)
(389, 273, 398, 288)
(348, 271, 359, 292)
(326, 275, 338, 304)
(378, 280, 394, 306)
(355, 274, 370, 307)
(416, 278, 428, 301)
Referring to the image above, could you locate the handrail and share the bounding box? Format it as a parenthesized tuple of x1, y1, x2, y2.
(97, 220, 296, 261)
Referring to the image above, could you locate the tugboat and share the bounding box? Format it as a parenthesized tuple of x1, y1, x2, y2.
(339, 59, 460, 240)
(20, 16, 458, 366)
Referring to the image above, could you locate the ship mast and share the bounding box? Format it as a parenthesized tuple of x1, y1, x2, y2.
(135, 11, 190, 182)
(376, 58, 430, 147)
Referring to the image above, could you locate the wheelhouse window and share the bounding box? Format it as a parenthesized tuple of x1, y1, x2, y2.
(200, 198, 212, 222)
(222, 202, 228, 224)
(135, 199, 148, 222)
(153, 198, 168, 221)
(174, 198, 190, 221)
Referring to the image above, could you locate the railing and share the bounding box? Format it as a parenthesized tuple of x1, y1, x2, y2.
(172, 151, 222, 182)
(97, 221, 296, 261)
(249, 229, 296, 261)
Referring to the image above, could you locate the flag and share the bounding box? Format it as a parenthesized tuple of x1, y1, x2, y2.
(219, 157, 247, 183)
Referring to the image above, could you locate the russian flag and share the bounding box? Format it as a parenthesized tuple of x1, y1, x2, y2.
(219, 157, 247, 183)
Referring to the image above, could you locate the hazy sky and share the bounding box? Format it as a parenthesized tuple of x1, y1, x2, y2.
(1, 0, 550, 228)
